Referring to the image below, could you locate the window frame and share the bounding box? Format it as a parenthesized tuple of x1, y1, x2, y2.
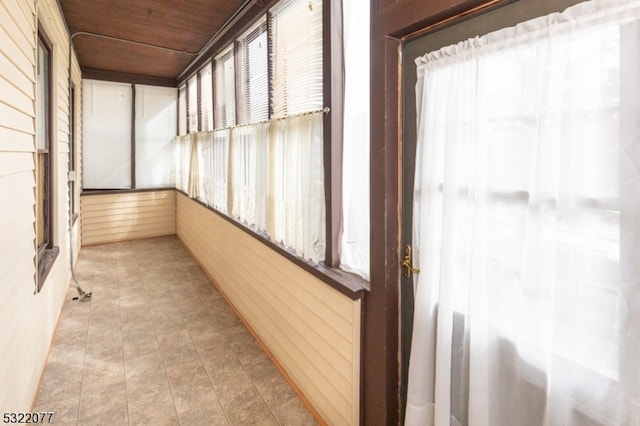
(81, 79, 177, 191)
(36, 27, 58, 290)
(176, 0, 352, 279)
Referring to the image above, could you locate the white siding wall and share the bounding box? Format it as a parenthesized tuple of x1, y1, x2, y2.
(177, 193, 361, 425)
(0, 0, 82, 411)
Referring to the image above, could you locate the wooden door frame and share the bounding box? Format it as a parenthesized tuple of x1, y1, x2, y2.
(365, 0, 512, 423)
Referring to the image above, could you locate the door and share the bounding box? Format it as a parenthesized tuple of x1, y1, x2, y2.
(398, 0, 588, 422)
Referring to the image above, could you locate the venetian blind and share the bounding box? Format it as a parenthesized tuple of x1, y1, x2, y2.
(237, 17, 268, 125)
(270, 0, 323, 118)
(178, 85, 187, 136)
(214, 46, 236, 129)
(199, 63, 214, 131)
(187, 75, 198, 132)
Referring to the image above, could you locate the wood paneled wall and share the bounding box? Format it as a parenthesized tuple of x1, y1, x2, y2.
(81, 190, 176, 245)
(176, 193, 361, 426)
(0, 0, 82, 411)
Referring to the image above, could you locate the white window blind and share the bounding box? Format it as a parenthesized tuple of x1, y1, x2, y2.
(214, 46, 236, 129)
(270, 0, 323, 118)
(237, 17, 268, 125)
(135, 85, 177, 188)
(82, 80, 132, 189)
(178, 85, 187, 136)
(187, 75, 198, 133)
(199, 63, 214, 131)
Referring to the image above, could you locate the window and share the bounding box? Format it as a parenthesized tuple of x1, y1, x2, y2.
(177, 0, 365, 267)
(187, 75, 199, 133)
(36, 31, 57, 288)
(135, 85, 177, 188)
(214, 46, 236, 129)
(82, 80, 132, 189)
(82, 80, 176, 190)
(199, 63, 214, 132)
(270, 0, 323, 118)
(178, 85, 187, 136)
(237, 17, 268, 125)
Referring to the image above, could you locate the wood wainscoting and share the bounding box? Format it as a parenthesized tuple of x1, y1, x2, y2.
(81, 189, 176, 245)
(176, 192, 361, 426)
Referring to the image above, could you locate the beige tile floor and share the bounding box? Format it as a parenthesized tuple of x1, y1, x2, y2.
(34, 236, 318, 426)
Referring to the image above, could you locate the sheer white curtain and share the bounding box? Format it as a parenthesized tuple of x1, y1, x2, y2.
(340, 0, 370, 280)
(187, 133, 202, 199)
(202, 129, 230, 213)
(199, 131, 216, 205)
(174, 134, 189, 193)
(230, 122, 269, 230)
(406, 1, 640, 425)
(269, 112, 325, 262)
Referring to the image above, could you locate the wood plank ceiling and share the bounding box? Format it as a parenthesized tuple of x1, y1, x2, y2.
(59, 0, 248, 82)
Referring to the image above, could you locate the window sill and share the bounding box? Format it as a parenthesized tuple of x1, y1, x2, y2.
(81, 187, 174, 196)
(37, 246, 59, 292)
(176, 190, 369, 300)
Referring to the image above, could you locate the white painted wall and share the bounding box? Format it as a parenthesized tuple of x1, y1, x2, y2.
(0, 0, 82, 411)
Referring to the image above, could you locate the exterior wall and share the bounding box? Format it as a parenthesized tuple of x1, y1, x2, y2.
(0, 0, 82, 411)
(81, 190, 176, 245)
(176, 192, 361, 426)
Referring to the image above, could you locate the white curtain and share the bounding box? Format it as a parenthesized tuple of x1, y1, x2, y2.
(406, 1, 640, 425)
(189, 132, 209, 200)
(230, 122, 269, 230)
(269, 112, 325, 262)
(340, 0, 370, 280)
(200, 130, 229, 213)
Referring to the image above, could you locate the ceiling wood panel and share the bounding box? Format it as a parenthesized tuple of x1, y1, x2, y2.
(60, 0, 247, 81)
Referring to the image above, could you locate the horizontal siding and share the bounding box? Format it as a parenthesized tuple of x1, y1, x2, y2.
(81, 190, 176, 245)
(176, 193, 361, 425)
(0, 8, 33, 80)
(0, 75, 33, 116)
(0, 0, 82, 411)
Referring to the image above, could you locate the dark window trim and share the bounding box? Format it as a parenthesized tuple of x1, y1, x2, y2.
(36, 25, 57, 292)
(81, 187, 174, 196)
(175, 189, 367, 299)
(131, 83, 136, 188)
(323, 0, 344, 268)
(186, 78, 192, 133)
(197, 72, 202, 132)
